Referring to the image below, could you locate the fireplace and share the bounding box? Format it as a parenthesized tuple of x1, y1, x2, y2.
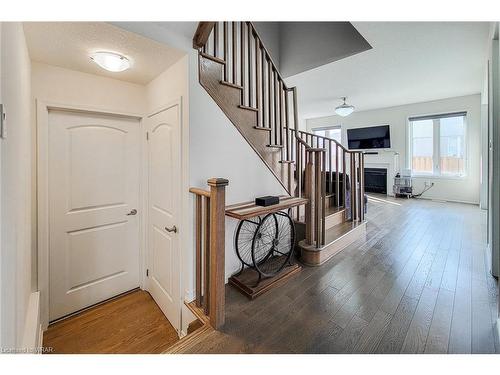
(364, 168, 387, 194)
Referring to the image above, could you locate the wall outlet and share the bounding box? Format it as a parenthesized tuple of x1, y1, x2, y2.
(424, 181, 434, 188)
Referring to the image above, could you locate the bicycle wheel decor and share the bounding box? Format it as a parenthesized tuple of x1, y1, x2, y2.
(228, 196, 306, 299)
(234, 211, 295, 281)
(235, 218, 261, 267)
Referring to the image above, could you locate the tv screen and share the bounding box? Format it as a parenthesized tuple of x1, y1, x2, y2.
(347, 125, 391, 150)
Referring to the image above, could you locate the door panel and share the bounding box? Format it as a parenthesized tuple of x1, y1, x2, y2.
(146, 104, 181, 332)
(67, 221, 128, 290)
(152, 226, 173, 296)
(48, 110, 141, 321)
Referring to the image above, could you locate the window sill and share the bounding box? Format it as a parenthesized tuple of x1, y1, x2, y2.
(411, 174, 467, 181)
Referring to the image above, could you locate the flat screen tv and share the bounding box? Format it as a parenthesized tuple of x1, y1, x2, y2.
(347, 125, 391, 150)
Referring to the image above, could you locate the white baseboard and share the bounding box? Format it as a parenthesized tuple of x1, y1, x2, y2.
(21, 291, 41, 353)
(38, 324, 44, 349)
(180, 302, 197, 338)
(415, 195, 479, 205)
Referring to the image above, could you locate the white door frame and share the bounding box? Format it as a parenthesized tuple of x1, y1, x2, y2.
(143, 98, 184, 336)
(36, 100, 145, 329)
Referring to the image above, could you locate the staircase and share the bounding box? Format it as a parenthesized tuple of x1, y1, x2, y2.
(193, 22, 366, 266)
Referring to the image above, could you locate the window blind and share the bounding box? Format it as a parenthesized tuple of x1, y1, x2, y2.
(408, 111, 467, 122)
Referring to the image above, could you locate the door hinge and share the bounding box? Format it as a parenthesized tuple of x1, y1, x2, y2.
(146, 269, 149, 277)
(146, 132, 149, 141)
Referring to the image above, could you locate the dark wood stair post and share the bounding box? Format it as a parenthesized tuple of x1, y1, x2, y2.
(207, 178, 229, 329)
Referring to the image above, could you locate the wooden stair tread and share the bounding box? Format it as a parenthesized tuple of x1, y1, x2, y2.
(220, 80, 243, 90)
(299, 220, 367, 266)
(324, 221, 365, 246)
(325, 206, 344, 217)
(266, 144, 284, 148)
(200, 52, 226, 65)
(238, 105, 259, 112)
(253, 126, 271, 131)
(279, 160, 295, 164)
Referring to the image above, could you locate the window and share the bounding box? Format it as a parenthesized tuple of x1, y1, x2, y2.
(409, 112, 466, 177)
(312, 126, 342, 143)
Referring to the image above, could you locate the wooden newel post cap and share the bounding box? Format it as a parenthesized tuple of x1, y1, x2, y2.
(207, 178, 229, 187)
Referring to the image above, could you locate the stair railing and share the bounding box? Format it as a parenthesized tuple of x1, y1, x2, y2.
(189, 178, 229, 329)
(193, 22, 364, 250)
(193, 21, 297, 194)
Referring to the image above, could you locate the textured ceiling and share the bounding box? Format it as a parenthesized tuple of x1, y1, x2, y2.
(285, 22, 490, 120)
(23, 22, 185, 85)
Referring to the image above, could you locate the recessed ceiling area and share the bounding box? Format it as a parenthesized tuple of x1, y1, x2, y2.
(275, 22, 372, 77)
(285, 22, 490, 120)
(23, 22, 185, 85)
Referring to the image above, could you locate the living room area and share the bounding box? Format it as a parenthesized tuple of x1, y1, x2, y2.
(292, 22, 486, 206)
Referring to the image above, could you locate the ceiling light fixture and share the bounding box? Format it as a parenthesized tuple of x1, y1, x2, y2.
(335, 97, 355, 117)
(90, 51, 131, 72)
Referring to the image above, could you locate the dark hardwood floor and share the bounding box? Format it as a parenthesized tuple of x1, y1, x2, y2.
(43, 290, 180, 354)
(183, 195, 500, 354)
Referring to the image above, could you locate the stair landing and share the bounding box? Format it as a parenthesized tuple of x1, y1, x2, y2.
(299, 220, 367, 266)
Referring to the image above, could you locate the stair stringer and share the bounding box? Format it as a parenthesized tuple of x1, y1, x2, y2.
(198, 55, 292, 194)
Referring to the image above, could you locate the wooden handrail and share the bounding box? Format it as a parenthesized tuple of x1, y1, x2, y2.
(189, 187, 211, 198)
(193, 22, 216, 49)
(190, 178, 229, 329)
(292, 128, 349, 153)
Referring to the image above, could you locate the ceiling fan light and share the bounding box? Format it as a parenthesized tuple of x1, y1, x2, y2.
(90, 51, 131, 72)
(335, 97, 355, 117)
(335, 104, 355, 117)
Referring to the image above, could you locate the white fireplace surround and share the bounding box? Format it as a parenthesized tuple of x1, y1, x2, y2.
(363, 151, 400, 196)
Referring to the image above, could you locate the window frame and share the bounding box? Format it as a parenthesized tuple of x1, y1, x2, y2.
(407, 112, 468, 179)
(311, 125, 342, 144)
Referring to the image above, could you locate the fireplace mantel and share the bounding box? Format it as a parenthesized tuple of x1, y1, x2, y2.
(363, 152, 400, 196)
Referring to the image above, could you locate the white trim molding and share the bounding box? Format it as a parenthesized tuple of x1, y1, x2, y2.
(21, 292, 41, 353)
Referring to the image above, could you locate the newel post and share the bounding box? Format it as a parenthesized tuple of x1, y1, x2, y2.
(304, 152, 313, 246)
(207, 177, 229, 329)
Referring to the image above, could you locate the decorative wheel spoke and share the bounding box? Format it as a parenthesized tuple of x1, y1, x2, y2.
(235, 210, 295, 280)
(235, 219, 260, 267)
(251, 211, 295, 278)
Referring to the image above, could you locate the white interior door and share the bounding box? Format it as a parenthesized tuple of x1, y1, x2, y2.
(48, 109, 141, 321)
(145, 103, 181, 333)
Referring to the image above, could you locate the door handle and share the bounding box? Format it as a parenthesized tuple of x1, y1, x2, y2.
(127, 209, 138, 216)
(165, 225, 177, 233)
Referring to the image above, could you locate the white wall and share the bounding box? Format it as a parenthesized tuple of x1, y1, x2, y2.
(0, 22, 34, 349)
(486, 23, 500, 281)
(31, 62, 147, 114)
(307, 94, 482, 204)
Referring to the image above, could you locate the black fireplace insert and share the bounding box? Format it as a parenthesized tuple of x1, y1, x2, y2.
(364, 168, 387, 194)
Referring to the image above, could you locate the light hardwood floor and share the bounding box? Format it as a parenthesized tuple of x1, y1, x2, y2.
(182, 195, 500, 354)
(43, 290, 180, 354)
